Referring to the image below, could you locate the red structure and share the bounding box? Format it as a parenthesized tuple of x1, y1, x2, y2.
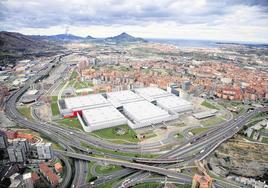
(63, 109, 82, 118)
(39, 162, 59, 187)
(17, 133, 34, 142)
(4, 130, 18, 139)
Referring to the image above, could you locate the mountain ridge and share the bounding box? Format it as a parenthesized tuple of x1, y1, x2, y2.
(105, 32, 147, 43)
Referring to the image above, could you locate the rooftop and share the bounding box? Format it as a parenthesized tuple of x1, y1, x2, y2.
(156, 95, 192, 113)
(64, 94, 110, 111)
(25, 90, 38, 95)
(193, 109, 218, 119)
(106, 90, 143, 104)
(123, 100, 170, 123)
(82, 106, 127, 127)
(135, 87, 171, 100)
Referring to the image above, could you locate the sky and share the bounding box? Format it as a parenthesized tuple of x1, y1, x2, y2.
(0, 0, 268, 43)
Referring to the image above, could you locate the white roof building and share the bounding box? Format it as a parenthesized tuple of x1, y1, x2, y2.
(60, 87, 192, 132)
(106, 90, 143, 104)
(135, 87, 171, 101)
(64, 94, 110, 111)
(79, 106, 127, 132)
(123, 100, 175, 129)
(156, 95, 193, 113)
(135, 87, 192, 113)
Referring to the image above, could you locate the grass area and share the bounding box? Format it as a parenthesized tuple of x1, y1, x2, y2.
(81, 142, 157, 158)
(74, 81, 94, 89)
(132, 183, 160, 188)
(51, 102, 60, 116)
(201, 116, 225, 127)
(87, 162, 97, 182)
(190, 127, 209, 135)
(261, 137, 268, 143)
(95, 164, 123, 175)
(177, 185, 192, 188)
(67, 70, 79, 88)
(56, 118, 83, 130)
(17, 106, 33, 121)
(51, 96, 58, 102)
(175, 133, 184, 140)
(91, 125, 139, 143)
(201, 100, 219, 110)
(70, 70, 78, 80)
(95, 180, 118, 188)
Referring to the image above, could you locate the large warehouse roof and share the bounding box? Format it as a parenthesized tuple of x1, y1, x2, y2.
(106, 90, 143, 104)
(64, 94, 110, 111)
(135, 87, 171, 100)
(61, 87, 192, 131)
(81, 106, 127, 131)
(123, 100, 171, 125)
(156, 95, 193, 113)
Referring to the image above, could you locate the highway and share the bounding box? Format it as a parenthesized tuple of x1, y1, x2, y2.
(56, 150, 194, 180)
(4, 54, 88, 188)
(4, 52, 267, 188)
(109, 108, 267, 187)
(54, 151, 72, 188)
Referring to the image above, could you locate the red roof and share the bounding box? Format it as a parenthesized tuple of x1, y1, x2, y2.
(39, 162, 59, 185)
(31, 172, 40, 183)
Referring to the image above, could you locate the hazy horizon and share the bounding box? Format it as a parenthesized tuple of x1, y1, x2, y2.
(1, 0, 268, 43)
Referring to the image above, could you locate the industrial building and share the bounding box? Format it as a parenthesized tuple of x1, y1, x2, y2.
(106, 90, 143, 105)
(58, 94, 110, 117)
(156, 95, 193, 113)
(135, 87, 193, 113)
(123, 100, 176, 129)
(135, 87, 171, 101)
(78, 106, 127, 132)
(58, 87, 193, 132)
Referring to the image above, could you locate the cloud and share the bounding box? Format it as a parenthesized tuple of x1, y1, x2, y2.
(0, 0, 267, 42)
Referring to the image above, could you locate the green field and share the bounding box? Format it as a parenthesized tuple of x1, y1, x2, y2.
(201, 116, 224, 127)
(56, 118, 83, 130)
(175, 133, 184, 140)
(51, 102, 60, 116)
(74, 81, 94, 89)
(51, 96, 58, 102)
(91, 125, 139, 143)
(201, 100, 219, 110)
(262, 137, 268, 143)
(17, 106, 33, 120)
(95, 164, 123, 175)
(87, 162, 97, 182)
(51, 96, 60, 116)
(190, 127, 209, 135)
(132, 183, 160, 188)
(70, 70, 78, 80)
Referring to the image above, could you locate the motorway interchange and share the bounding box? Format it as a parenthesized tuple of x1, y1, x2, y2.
(4, 54, 268, 188)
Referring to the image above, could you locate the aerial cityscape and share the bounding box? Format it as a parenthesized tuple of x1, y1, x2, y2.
(0, 0, 268, 188)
